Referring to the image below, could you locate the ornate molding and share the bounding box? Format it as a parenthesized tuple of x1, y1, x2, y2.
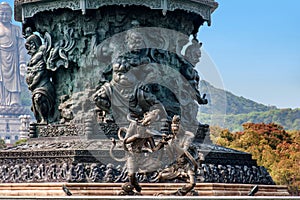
(85, 0, 161, 10)
(37, 123, 85, 137)
(0, 158, 274, 184)
(169, 0, 212, 25)
(0, 105, 31, 116)
(0, 150, 77, 158)
(15, 0, 218, 24)
(21, 0, 81, 21)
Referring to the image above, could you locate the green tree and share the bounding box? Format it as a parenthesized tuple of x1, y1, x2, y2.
(14, 139, 28, 146)
(0, 139, 6, 149)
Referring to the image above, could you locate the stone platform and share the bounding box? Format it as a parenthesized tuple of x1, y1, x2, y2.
(0, 183, 289, 197)
(0, 137, 275, 185)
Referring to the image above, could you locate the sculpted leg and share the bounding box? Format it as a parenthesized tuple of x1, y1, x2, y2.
(178, 170, 196, 195)
(33, 93, 49, 124)
(124, 156, 141, 193)
(128, 173, 141, 193)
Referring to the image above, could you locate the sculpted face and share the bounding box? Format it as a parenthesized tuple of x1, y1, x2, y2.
(190, 48, 201, 64)
(112, 62, 137, 86)
(25, 34, 42, 56)
(25, 40, 38, 56)
(125, 31, 145, 51)
(0, 3, 12, 23)
(185, 41, 202, 65)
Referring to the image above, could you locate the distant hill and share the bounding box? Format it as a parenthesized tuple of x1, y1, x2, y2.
(199, 80, 277, 115)
(198, 80, 300, 131)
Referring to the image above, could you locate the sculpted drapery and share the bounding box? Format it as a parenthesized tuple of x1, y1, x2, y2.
(0, 2, 27, 106)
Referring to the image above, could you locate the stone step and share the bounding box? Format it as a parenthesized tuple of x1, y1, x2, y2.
(0, 183, 290, 196)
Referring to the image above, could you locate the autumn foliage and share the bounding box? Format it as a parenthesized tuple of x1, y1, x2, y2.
(211, 123, 300, 195)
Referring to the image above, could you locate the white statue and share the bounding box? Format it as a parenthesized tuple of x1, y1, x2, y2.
(0, 2, 27, 106)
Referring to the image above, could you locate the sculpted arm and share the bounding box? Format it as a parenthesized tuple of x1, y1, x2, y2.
(93, 85, 111, 112)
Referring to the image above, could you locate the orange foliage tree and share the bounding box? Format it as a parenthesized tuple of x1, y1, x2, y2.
(211, 123, 300, 195)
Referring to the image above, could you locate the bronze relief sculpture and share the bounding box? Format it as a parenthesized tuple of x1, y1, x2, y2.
(0, 0, 276, 196)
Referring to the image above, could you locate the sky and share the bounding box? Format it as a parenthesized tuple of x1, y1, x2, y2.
(197, 0, 300, 109)
(7, 0, 300, 109)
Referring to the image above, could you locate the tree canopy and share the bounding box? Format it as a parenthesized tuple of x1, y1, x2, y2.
(211, 123, 300, 195)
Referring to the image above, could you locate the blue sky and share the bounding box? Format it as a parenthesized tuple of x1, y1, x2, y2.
(8, 0, 300, 108)
(198, 0, 300, 108)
